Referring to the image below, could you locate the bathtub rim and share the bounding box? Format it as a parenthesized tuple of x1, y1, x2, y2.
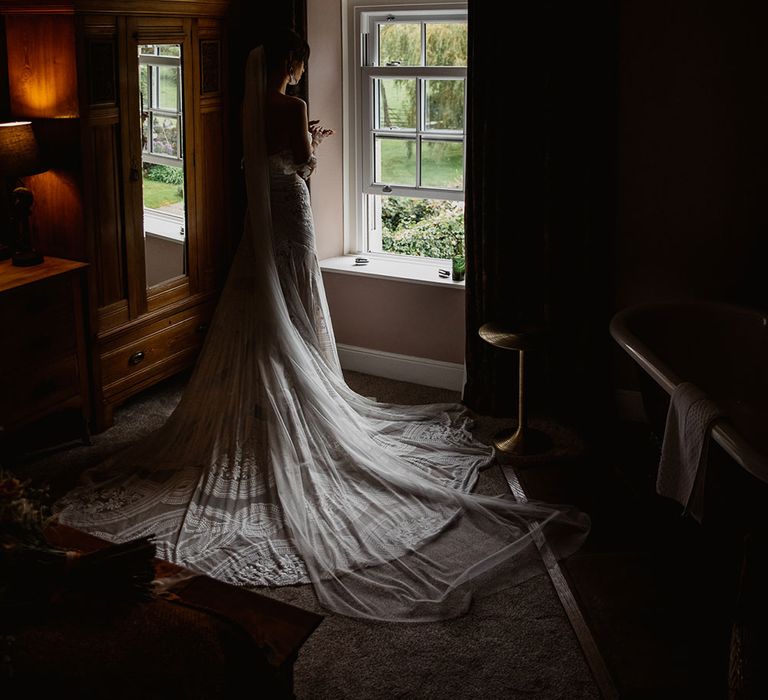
(610, 299, 768, 484)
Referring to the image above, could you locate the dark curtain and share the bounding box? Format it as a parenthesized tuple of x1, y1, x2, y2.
(464, 1, 618, 434)
(227, 0, 308, 257)
(228, 0, 308, 106)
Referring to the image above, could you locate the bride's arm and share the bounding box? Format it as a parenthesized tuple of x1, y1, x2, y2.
(287, 98, 334, 180)
(288, 98, 313, 166)
(287, 98, 319, 180)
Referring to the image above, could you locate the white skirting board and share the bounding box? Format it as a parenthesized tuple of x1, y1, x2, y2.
(336, 346, 646, 416)
(336, 344, 465, 392)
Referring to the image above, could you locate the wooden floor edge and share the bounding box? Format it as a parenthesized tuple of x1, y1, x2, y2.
(502, 464, 621, 700)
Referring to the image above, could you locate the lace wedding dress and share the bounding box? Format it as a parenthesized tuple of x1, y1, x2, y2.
(55, 47, 589, 621)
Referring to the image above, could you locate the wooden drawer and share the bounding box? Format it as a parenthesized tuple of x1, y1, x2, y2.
(0, 278, 76, 366)
(1, 307, 77, 369)
(99, 302, 215, 396)
(0, 275, 71, 327)
(0, 354, 81, 426)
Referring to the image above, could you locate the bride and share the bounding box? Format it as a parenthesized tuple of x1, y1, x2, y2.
(55, 30, 589, 621)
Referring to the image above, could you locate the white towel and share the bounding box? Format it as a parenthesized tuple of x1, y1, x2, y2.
(656, 382, 722, 523)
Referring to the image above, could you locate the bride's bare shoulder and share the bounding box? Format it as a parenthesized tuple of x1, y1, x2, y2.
(269, 93, 306, 109)
(282, 94, 307, 115)
(267, 94, 306, 123)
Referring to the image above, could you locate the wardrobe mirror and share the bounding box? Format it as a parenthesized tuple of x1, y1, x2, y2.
(138, 43, 188, 288)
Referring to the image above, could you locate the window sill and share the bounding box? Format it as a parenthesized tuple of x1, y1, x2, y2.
(319, 255, 465, 290)
(144, 209, 185, 243)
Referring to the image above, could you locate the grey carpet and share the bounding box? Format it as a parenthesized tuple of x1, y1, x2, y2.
(14, 370, 598, 699)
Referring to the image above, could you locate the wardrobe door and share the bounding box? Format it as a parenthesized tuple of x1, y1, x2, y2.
(123, 16, 197, 315)
(192, 18, 229, 293)
(77, 13, 127, 333)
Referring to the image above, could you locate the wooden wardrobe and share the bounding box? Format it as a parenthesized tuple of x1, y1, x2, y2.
(1, 0, 232, 431)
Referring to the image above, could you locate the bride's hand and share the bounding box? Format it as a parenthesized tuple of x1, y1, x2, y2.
(309, 120, 335, 147)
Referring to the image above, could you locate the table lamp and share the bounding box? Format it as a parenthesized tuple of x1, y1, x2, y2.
(0, 121, 46, 266)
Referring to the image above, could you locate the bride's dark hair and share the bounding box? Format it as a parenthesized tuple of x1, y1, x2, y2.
(263, 27, 310, 74)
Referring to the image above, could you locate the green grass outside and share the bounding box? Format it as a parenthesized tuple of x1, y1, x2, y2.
(378, 139, 462, 188)
(143, 178, 183, 209)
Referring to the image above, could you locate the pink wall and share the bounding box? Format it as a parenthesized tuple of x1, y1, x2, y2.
(307, 0, 465, 365)
(322, 274, 466, 363)
(307, 0, 344, 261)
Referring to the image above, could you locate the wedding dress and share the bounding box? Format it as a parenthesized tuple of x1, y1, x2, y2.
(55, 47, 589, 621)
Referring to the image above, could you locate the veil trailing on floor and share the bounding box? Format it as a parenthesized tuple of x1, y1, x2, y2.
(55, 47, 589, 621)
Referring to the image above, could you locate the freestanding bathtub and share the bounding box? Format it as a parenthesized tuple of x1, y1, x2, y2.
(610, 300, 768, 484)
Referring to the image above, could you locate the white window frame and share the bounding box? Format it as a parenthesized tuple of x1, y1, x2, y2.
(343, 0, 468, 264)
(139, 49, 184, 169)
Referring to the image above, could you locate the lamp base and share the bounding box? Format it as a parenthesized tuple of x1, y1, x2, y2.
(12, 248, 44, 267)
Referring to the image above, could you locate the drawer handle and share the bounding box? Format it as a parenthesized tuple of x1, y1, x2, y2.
(196, 323, 209, 334)
(129, 351, 145, 366)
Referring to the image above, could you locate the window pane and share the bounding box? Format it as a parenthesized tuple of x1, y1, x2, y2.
(139, 63, 149, 112)
(426, 23, 467, 66)
(375, 137, 416, 186)
(159, 45, 181, 58)
(157, 65, 180, 111)
(151, 115, 180, 157)
(376, 79, 416, 130)
(141, 108, 150, 152)
(377, 195, 464, 258)
(425, 79, 464, 131)
(139, 45, 156, 56)
(421, 140, 463, 189)
(379, 23, 421, 66)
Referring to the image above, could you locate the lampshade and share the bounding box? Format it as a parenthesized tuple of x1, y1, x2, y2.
(0, 121, 45, 178)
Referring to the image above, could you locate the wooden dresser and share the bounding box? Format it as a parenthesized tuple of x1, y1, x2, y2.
(0, 257, 90, 442)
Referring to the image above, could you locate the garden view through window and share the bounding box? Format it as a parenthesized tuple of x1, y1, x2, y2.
(363, 15, 467, 260)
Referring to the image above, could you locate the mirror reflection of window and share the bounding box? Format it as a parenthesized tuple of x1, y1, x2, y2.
(138, 43, 187, 289)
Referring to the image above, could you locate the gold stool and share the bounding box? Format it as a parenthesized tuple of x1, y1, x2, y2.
(478, 322, 551, 455)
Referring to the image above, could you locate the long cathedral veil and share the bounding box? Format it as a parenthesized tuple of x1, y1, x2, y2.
(55, 47, 589, 621)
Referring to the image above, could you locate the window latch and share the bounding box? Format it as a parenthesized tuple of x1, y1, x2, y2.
(382, 185, 392, 193)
